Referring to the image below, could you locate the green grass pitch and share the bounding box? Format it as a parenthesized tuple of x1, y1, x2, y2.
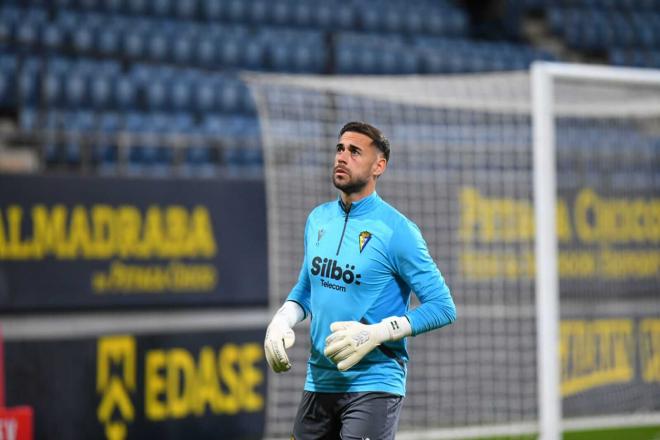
(480, 426, 660, 440)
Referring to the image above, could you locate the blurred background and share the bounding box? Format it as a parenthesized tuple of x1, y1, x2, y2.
(0, 0, 658, 439)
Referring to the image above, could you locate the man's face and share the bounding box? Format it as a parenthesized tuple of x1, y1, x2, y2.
(333, 131, 385, 194)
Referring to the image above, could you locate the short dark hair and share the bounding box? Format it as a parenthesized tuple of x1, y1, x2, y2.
(339, 121, 390, 161)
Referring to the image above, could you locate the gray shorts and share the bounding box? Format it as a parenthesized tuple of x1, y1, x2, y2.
(292, 391, 404, 440)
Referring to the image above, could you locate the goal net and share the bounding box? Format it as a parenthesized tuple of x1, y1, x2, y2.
(533, 63, 660, 438)
(245, 63, 660, 439)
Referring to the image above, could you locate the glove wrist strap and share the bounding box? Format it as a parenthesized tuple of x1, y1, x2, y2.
(380, 316, 412, 341)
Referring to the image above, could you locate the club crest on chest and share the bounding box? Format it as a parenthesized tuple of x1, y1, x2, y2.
(359, 231, 372, 253)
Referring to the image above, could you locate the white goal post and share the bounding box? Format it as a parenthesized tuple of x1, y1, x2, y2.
(246, 62, 660, 440)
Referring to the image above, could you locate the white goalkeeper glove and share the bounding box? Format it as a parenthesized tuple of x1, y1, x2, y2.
(264, 301, 305, 373)
(324, 316, 412, 371)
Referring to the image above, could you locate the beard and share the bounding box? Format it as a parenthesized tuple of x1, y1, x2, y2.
(332, 169, 369, 195)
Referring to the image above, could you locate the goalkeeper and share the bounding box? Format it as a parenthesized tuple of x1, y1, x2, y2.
(264, 121, 457, 440)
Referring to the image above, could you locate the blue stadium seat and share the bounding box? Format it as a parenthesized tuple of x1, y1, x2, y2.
(216, 79, 243, 113)
(99, 112, 121, 132)
(551, 7, 660, 51)
(403, 8, 425, 34)
(143, 151, 178, 176)
(145, 77, 170, 111)
(171, 78, 193, 112)
(359, 6, 387, 33)
(224, 0, 248, 23)
(397, 49, 419, 73)
(89, 75, 113, 110)
(68, 110, 95, 131)
(609, 48, 660, 69)
(149, 145, 174, 166)
(78, 0, 102, 11)
(200, 0, 224, 21)
(548, 8, 564, 34)
(41, 24, 64, 50)
(242, 87, 257, 116)
(418, 6, 464, 37)
(333, 4, 355, 30)
(71, 23, 96, 54)
(249, 0, 270, 24)
(194, 77, 216, 113)
(383, 6, 406, 33)
(172, 112, 194, 133)
(196, 35, 217, 67)
(151, 0, 172, 17)
(127, 145, 147, 172)
(291, 1, 313, 28)
(335, 45, 359, 74)
(42, 72, 64, 107)
(335, 32, 418, 74)
(19, 108, 38, 132)
(123, 25, 149, 59)
(102, 0, 127, 14)
(420, 51, 448, 73)
(218, 35, 241, 67)
(239, 147, 264, 176)
(222, 146, 245, 171)
(143, 112, 169, 133)
(447, 8, 469, 36)
(23, 6, 48, 23)
(0, 53, 17, 107)
(243, 39, 266, 70)
(185, 145, 213, 165)
(129, 63, 156, 82)
(357, 50, 381, 74)
(145, 29, 171, 63)
(93, 58, 122, 75)
(93, 112, 121, 170)
(96, 153, 119, 174)
(115, 76, 137, 110)
(55, 9, 79, 31)
(64, 72, 88, 108)
(44, 137, 63, 166)
(0, 17, 12, 44)
(635, 20, 656, 48)
(0, 69, 13, 108)
(124, 111, 147, 132)
(172, 31, 195, 65)
(314, 3, 336, 30)
(269, 41, 325, 73)
(237, 115, 260, 134)
(49, 111, 89, 166)
(271, 0, 293, 26)
(14, 19, 40, 48)
(96, 25, 120, 56)
(295, 43, 325, 73)
(201, 114, 232, 136)
(53, 0, 76, 8)
(217, 114, 263, 176)
(40, 111, 64, 164)
(0, 5, 22, 29)
(173, 0, 197, 20)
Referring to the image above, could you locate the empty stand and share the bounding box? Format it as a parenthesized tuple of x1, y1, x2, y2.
(9, 0, 656, 176)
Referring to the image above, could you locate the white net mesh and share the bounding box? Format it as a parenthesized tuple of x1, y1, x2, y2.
(246, 66, 660, 439)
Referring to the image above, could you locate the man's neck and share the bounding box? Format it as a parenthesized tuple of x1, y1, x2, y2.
(340, 187, 375, 209)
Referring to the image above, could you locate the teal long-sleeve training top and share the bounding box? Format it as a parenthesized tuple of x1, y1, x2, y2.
(287, 191, 457, 396)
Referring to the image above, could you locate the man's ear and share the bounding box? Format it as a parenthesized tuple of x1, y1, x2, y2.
(373, 155, 387, 178)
